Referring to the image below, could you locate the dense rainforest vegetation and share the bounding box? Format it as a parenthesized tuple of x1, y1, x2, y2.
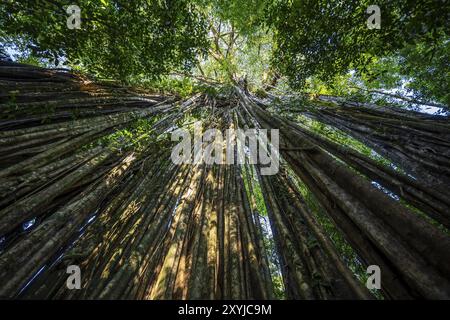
(0, 0, 449, 299)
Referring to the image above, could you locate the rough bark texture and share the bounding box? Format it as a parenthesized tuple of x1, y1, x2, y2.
(0, 62, 449, 299)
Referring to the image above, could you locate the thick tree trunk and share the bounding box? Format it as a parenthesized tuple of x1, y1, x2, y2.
(1, 63, 449, 300)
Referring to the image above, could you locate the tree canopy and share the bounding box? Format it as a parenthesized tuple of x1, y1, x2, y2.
(0, 0, 209, 81)
(1, 0, 448, 107)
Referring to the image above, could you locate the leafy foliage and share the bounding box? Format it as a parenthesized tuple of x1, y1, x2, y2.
(360, 34, 450, 106)
(267, 0, 449, 89)
(0, 0, 210, 82)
